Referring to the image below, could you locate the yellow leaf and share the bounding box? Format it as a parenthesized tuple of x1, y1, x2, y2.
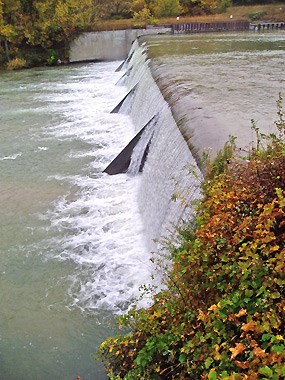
(208, 304, 219, 312)
(213, 344, 222, 360)
(269, 245, 280, 253)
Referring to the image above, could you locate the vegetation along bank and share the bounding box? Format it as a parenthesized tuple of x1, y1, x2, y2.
(98, 96, 285, 379)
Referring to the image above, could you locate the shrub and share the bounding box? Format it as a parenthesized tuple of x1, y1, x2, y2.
(6, 57, 28, 70)
(47, 49, 59, 66)
(23, 51, 47, 67)
(249, 10, 267, 21)
(219, 0, 232, 13)
(152, 0, 182, 18)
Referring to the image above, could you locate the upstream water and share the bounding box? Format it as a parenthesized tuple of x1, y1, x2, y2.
(0, 62, 152, 379)
(143, 31, 285, 159)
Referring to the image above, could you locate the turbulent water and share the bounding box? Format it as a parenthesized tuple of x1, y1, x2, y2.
(0, 62, 153, 379)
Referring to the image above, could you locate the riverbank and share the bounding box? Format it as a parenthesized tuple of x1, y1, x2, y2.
(98, 93, 285, 380)
(93, 3, 285, 31)
(1, 3, 284, 71)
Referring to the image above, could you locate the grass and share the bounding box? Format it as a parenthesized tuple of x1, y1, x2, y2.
(92, 3, 285, 31)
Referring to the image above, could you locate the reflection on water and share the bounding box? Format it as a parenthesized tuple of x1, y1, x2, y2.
(144, 32, 285, 56)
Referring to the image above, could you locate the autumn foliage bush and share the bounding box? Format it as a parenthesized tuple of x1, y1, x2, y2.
(6, 57, 28, 70)
(98, 94, 285, 379)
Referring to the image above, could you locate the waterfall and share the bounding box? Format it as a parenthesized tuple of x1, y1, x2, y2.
(115, 39, 202, 251)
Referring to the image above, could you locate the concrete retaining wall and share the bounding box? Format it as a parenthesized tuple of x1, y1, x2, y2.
(69, 28, 171, 62)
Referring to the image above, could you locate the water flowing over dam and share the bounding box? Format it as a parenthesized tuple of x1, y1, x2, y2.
(109, 39, 202, 249)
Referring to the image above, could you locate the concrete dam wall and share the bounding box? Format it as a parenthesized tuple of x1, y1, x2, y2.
(104, 40, 202, 250)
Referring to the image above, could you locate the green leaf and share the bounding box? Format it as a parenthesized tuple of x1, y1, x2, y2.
(261, 333, 271, 341)
(218, 310, 227, 319)
(272, 344, 285, 354)
(271, 292, 281, 299)
(179, 353, 187, 363)
(208, 370, 217, 380)
(205, 357, 213, 369)
(259, 366, 273, 377)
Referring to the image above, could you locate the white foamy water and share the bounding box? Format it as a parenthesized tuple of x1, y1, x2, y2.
(36, 64, 152, 312)
(0, 152, 22, 160)
(42, 173, 151, 312)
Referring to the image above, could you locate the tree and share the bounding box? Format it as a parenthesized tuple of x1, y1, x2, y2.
(0, 0, 100, 65)
(0, 0, 22, 61)
(131, 0, 146, 14)
(152, 0, 182, 17)
(94, 0, 133, 19)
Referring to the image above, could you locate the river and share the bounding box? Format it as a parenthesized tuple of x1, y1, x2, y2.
(143, 31, 285, 160)
(0, 62, 151, 379)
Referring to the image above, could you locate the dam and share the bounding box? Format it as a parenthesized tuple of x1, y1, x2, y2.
(82, 30, 285, 248)
(0, 30, 284, 379)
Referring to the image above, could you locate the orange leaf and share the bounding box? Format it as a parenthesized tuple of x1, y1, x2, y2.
(234, 360, 250, 369)
(230, 343, 247, 360)
(252, 347, 267, 359)
(241, 321, 256, 332)
(236, 308, 247, 318)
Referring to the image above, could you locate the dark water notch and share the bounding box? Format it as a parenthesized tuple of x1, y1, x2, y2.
(115, 60, 126, 72)
(115, 46, 136, 72)
(253, 22, 285, 31)
(103, 116, 157, 175)
(111, 84, 137, 113)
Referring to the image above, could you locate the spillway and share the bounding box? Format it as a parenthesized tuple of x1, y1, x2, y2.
(112, 39, 202, 251)
(109, 31, 285, 250)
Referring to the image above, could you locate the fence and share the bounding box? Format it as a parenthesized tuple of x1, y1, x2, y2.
(172, 21, 250, 34)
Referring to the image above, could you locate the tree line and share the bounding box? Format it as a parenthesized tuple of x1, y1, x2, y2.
(0, 0, 282, 68)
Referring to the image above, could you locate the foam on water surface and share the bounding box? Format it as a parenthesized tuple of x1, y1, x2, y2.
(32, 62, 154, 312)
